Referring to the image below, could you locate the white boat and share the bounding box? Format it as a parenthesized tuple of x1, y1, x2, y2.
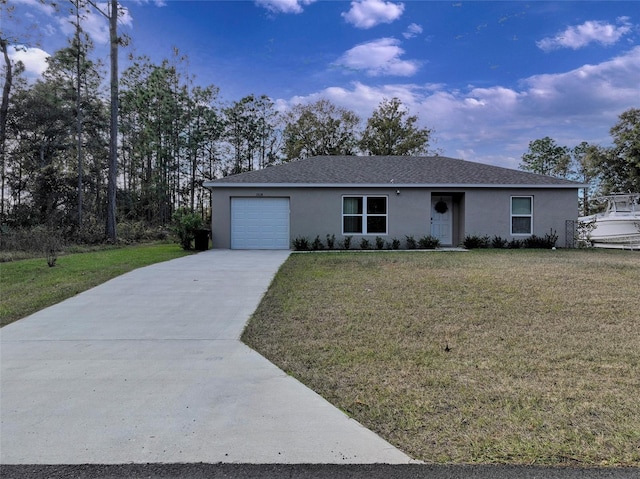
(578, 194, 640, 250)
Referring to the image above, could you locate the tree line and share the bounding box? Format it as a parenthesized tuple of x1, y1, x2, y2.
(519, 108, 640, 215)
(1, 35, 432, 244)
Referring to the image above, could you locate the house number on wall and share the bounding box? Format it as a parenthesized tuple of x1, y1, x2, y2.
(256, 193, 263, 196)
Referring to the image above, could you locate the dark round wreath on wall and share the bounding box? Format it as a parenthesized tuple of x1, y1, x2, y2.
(434, 200, 448, 214)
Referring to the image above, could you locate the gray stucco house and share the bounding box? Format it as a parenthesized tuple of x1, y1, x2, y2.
(203, 156, 585, 249)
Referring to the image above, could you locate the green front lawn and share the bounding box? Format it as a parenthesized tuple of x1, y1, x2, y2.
(243, 249, 640, 466)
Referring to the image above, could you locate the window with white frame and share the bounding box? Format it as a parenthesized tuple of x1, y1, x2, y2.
(511, 196, 533, 235)
(343, 196, 387, 234)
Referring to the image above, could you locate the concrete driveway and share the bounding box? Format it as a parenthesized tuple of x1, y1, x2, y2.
(1, 250, 412, 464)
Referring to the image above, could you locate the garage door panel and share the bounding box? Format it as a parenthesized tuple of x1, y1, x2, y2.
(231, 198, 290, 249)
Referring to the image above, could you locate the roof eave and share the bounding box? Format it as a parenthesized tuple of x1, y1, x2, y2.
(203, 182, 587, 189)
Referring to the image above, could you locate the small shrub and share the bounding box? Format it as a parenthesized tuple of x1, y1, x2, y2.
(491, 235, 508, 249)
(360, 238, 371, 250)
(391, 238, 401, 250)
(46, 250, 57, 267)
(341, 235, 352, 250)
(545, 229, 559, 248)
(76, 217, 105, 245)
(171, 208, 203, 250)
(523, 229, 558, 249)
(405, 235, 417, 249)
(326, 234, 336, 249)
(418, 235, 440, 249)
(523, 235, 543, 248)
(44, 232, 63, 267)
(508, 238, 522, 249)
(576, 220, 596, 248)
(117, 221, 163, 244)
(463, 234, 490, 249)
(311, 235, 324, 250)
(154, 227, 169, 241)
(292, 236, 311, 251)
(375, 236, 385, 250)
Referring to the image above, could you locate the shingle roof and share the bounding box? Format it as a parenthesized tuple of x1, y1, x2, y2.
(204, 156, 584, 188)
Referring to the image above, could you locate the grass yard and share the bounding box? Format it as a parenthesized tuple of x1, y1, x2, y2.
(242, 249, 640, 466)
(0, 243, 194, 327)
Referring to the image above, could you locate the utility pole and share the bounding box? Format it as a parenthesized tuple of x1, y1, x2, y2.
(74, 1, 84, 228)
(105, 0, 118, 242)
(87, 0, 118, 241)
(0, 37, 12, 221)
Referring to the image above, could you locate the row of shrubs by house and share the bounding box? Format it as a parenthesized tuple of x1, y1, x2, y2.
(292, 230, 559, 251)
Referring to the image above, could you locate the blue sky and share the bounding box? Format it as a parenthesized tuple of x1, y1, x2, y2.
(6, 0, 640, 169)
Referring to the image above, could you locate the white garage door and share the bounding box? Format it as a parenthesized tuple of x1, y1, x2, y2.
(231, 197, 290, 249)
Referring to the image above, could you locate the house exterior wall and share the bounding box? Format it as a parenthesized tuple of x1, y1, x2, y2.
(209, 186, 579, 249)
(211, 186, 432, 249)
(462, 188, 578, 243)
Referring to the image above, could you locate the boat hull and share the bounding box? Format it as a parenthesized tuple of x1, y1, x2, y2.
(579, 215, 640, 249)
(579, 194, 640, 250)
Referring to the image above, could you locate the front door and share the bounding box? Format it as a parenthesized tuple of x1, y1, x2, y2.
(431, 196, 453, 245)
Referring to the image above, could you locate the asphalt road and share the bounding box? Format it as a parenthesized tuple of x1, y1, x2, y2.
(2, 464, 638, 479)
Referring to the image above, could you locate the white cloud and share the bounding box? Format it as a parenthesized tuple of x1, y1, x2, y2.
(342, 0, 404, 29)
(280, 47, 640, 167)
(284, 81, 423, 125)
(255, 0, 316, 14)
(12, 0, 56, 16)
(403, 23, 423, 39)
(335, 38, 419, 76)
(8, 45, 50, 76)
(57, 3, 133, 45)
(537, 17, 632, 51)
(522, 45, 640, 115)
(130, 0, 167, 6)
